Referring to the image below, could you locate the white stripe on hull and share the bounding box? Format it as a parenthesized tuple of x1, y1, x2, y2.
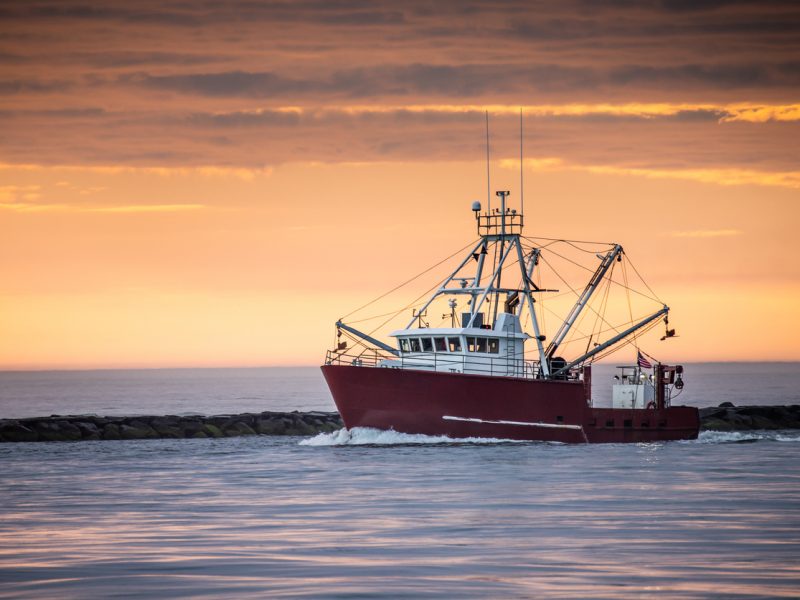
(443, 415, 584, 431)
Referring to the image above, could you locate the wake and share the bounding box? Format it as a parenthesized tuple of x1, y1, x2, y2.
(299, 427, 525, 446)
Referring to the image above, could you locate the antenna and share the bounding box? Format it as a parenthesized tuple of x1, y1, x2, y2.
(520, 108, 524, 216)
(485, 110, 491, 214)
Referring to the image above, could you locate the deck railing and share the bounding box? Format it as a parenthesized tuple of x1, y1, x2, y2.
(324, 348, 583, 381)
(324, 348, 389, 368)
(476, 212, 524, 236)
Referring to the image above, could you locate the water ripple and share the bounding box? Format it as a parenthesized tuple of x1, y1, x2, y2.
(1, 435, 799, 598)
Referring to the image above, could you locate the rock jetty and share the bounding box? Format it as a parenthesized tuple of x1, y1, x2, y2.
(0, 411, 343, 443)
(699, 404, 800, 431)
(1, 405, 798, 442)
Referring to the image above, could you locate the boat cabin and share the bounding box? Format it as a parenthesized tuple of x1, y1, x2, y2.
(611, 366, 655, 409)
(379, 312, 530, 377)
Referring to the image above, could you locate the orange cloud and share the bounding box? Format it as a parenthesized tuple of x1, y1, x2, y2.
(0, 163, 271, 180)
(500, 159, 800, 190)
(0, 202, 205, 213)
(0, 184, 42, 202)
(300, 102, 800, 122)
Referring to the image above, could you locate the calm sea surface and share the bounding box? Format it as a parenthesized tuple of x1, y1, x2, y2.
(1, 363, 799, 598)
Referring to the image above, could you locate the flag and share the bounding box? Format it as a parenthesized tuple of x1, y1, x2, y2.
(637, 351, 652, 369)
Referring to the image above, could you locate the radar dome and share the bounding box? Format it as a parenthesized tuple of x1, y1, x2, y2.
(471, 201, 482, 212)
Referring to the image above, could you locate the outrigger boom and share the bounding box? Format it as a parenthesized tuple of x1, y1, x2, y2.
(335, 320, 399, 356)
(550, 306, 670, 377)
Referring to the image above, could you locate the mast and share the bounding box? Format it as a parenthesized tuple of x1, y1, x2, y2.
(485, 110, 491, 214)
(491, 190, 510, 327)
(471, 241, 488, 318)
(466, 239, 516, 328)
(520, 108, 524, 217)
(516, 245, 549, 376)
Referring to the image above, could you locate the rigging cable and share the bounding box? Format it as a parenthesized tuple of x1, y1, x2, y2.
(625, 254, 664, 304)
(535, 253, 546, 342)
(621, 256, 638, 352)
(527, 240, 662, 304)
(538, 252, 624, 345)
(366, 271, 464, 337)
(585, 262, 615, 361)
(340, 238, 479, 321)
(522, 234, 617, 248)
(362, 237, 527, 341)
(533, 259, 596, 348)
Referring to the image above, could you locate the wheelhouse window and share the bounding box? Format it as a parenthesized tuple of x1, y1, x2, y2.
(434, 337, 447, 352)
(409, 338, 421, 352)
(421, 337, 433, 352)
(448, 337, 462, 352)
(467, 336, 488, 353)
(399, 339, 410, 353)
(488, 338, 499, 354)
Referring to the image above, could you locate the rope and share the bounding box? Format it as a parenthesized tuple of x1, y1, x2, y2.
(366, 274, 453, 336)
(625, 254, 664, 304)
(621, 257, 637, 352)
(585, 262, 615, 360)
(533, 243, 662, 304)
(522, 235, 617, 249)
(347, 308, 417, 325)
(340, 238, 478, 321)
(538, 253, 623, 346)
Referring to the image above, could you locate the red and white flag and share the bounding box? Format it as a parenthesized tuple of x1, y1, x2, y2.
(637, 351, 652, 369)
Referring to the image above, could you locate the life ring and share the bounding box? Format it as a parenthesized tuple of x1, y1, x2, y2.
(646, 401, 656, 410)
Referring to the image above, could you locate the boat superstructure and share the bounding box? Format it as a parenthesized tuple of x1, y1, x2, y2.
(322, 190, 698, 443)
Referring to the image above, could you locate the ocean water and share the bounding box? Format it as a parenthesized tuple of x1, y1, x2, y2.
(1, 362, 798, 419)
(1, 364, 799, 598)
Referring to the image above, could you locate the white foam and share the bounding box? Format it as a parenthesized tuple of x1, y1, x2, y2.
(298, 427, 525, 446)
(302, 428, 800, 446)
(694, 430, 800, 444)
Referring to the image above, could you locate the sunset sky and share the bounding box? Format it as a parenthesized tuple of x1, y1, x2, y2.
(1, 0, 798, 369)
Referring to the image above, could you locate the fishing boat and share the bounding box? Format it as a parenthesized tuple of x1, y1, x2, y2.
(321, 190, 698, 443)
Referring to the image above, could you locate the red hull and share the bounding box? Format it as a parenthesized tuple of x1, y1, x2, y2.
(321, 365, 699, 443)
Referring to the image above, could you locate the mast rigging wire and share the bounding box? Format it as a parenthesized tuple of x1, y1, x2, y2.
(537, 253, 624, 343)
(523, 235, 617, 248)
(624, 254, 664, 305)
(524, 241, 661, 304)
(621, 258, 638, 352)
(340, 239, 478, 321)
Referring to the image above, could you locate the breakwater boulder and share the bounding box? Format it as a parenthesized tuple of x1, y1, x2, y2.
(0, 411, 343, 443)
(700, 404, 800, 431)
